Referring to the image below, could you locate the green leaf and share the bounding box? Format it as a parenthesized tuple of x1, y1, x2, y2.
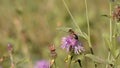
(115, 49, 120, 59)
(64, 55, 71, 62)
(85, 54, 112, 64)
(101, 14, 111, 18)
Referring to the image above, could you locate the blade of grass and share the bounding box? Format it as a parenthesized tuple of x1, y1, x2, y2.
(62, 0, 87, 39)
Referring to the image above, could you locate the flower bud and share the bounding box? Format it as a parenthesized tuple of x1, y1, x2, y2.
(49, 45, 57, 59)
(7, 43, 13, 52)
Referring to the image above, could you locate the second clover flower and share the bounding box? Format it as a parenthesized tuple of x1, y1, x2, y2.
(34, 60, 50, 68)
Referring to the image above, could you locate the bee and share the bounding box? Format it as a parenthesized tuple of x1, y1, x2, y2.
(49, 44, 57, 59)
(68, 29, 78, 40)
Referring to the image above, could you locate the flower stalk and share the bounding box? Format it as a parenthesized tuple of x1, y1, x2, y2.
(7, 43, 15, 68)
(84, 0, 97, 67)
(68, 55, 73, 68)
(49, 44, 57, 68)
(62, 0, 87, 39)
(106, 1, 112, 68)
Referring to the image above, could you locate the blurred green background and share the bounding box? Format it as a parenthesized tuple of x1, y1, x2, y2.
(0, 0, 120, 68)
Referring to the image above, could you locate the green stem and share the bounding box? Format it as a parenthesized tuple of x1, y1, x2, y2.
(84, 0, 91, 47)
(84, 0, 92, 52)
(62, 0, 87, 39)
(106, 52, 111, 68)
(84, 0, 97, 68)
(106, 1, 112, 68)
(54, 60, 56, 68)
(113, 12, 120, 68)
(109, 1, 112, 43)
(68, 55, 73, 68)
(10, 53, 13, 64)
(109, 1, 112, 68)
(113, 20, 118, 51)
(9, 52, 15, 68)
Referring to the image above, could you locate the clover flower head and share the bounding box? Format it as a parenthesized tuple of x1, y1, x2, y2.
(61, 35, 85, 54)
